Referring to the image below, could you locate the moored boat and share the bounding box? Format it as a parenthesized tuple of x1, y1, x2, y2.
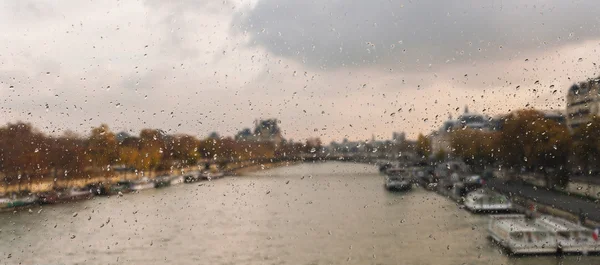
(58, 187, 94, 202)
(536, 215, 600, 254)
(0, 192, 38, 208)
(463, 190, 512, 213)
(488, 214, 557, 254)
(153, 174, 172, 188)
(130, 177, 155, 191)
(184, 171, 202, 183)
(384, 168, 413, 191)
(0, 197, 10, 209)
(104, 181, 132, 195)
(200, 170, 224, 181)
(169, 175, 184, 185)
(37, 190, 61, 204)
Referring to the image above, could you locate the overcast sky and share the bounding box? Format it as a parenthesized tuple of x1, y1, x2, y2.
(1, 0, 600, 142)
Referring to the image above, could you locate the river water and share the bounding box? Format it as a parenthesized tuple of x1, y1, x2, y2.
(1, 162, 598, 265)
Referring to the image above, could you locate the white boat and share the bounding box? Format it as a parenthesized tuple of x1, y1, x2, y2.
(59, 187, 93, 201)
(169, 175, 184, 185)
(488, 214, 557, 254)
(463, 190, 512, 213)
(201, 171, 224, 181)
(536, 215, 600, 253)
(384, 168, 412, 191)
(130, 177, 156, 191)
(0, 197, 12, 209)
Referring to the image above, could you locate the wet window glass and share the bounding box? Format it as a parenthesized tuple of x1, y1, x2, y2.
(2, 0, 600, 264)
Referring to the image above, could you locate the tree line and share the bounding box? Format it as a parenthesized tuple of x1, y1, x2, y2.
(0, 122, 318, 184)
(417, 109, 600, 187)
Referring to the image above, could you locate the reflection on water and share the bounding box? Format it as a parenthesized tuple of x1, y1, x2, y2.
(1, 162, 598, 264)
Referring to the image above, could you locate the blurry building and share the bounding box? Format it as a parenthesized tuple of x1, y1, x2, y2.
(566, 79, 600, 131)
(392, 132, 406, 143)
(431, 105, 567, 156)
(430, 106, 491, 155)
(235, 119, 285, 146)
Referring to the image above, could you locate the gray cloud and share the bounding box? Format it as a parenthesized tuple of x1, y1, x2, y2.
(234, 0, 600, 70)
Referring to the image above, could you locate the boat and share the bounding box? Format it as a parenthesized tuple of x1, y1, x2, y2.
(153, 174, 172, 188)
(169, 175, 184, 185)
(487, 214, 557, 254)
(0, 192, 38, 208)
(0, 197, 11, 209)
(536, 215, 600, 253)
(103, 181, 132, 195)
(130, 177, 156, 191)
(37, 190, 61, 204)
(58, 187, 94, 202)
(183, 171, 202, 183)
(384, 168, 413, 191)
(200, 170, 224, 181)
(455, 175, 485, 197)
(463, 190, 512, 213)
(434, 161, 470, 190)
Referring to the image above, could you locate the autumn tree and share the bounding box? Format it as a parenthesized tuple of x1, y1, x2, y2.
(0, 122, 46, 177)
(48, 132, 86, 179)
(119, 146, 140, 169)
(170, 135, 200, 165)
(138, 129, 164, 173)
(86, 124, 118, 171)
(450, 129, 498, 170)
(498, 109, 571, 187)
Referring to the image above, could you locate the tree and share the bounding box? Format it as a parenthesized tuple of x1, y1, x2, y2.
(498, 109, 571, 187)
(572, 116, 600, 174)
(416, 134, 432, 159)
(305, 138, 322, 153)
(138, 129, 165, 174)
(0, 122, 46, 177)
(171, 135, 200, 165)
(119, 146, 140, 169)
(86, 124, 118, 170)
(49, 133, 86, 179)
(433, 149, 447, 162)
(450, 129, 498, 170)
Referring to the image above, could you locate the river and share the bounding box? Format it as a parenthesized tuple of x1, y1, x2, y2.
(1, 162, 598, 265)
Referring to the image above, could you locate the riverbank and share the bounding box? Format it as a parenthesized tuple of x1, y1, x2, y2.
(434, 179, 600, 228)
(0, 160, 300, 194)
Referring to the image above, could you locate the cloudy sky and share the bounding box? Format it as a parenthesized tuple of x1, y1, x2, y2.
(1, 0, 600, 142)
